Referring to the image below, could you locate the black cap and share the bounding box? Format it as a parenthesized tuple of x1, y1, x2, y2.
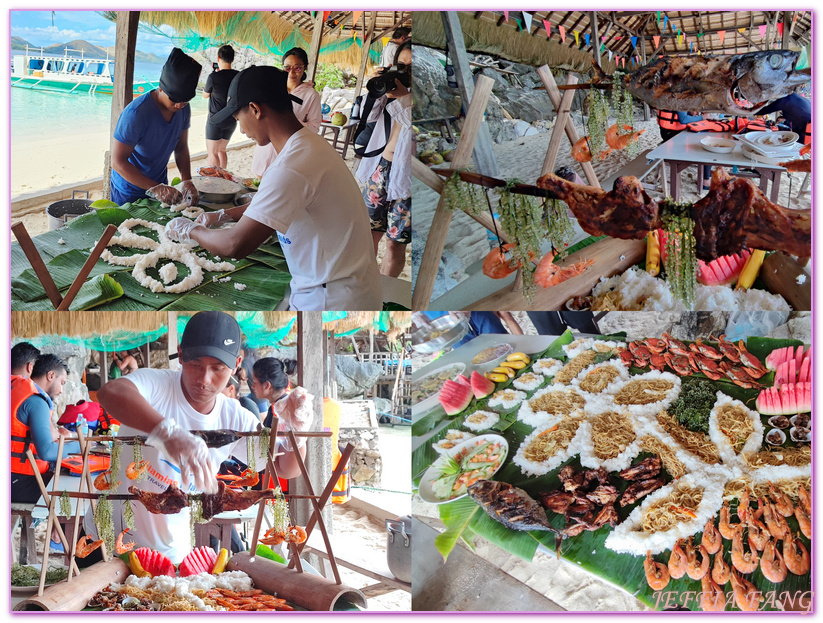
(180, 312, 241, 369)
(159, 47, 202, 103)
(210, 65, 303, 125)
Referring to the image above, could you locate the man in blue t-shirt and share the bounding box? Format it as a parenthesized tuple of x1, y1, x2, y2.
(110, 48, 202, 207)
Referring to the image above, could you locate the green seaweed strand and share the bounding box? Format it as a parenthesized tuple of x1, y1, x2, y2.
(94, 494, 114, 554)
(497, 180, 544, 304)
(443, 171, 483, 216)
(662, 199, 697, 307)
(133, 439, 146, 481)
(110, 439, 122, 483)
(59, 490, 71, 517)
(123, 499, 135, 531)
(247, 436, 256, 472)
(611, 70, 639, 158)
(586, 89, 610, 156)
(258, 428, 271, 466)
(189, 495, 204, 548)
(544, 198, 574, 254)
(268, 487, 289, 533)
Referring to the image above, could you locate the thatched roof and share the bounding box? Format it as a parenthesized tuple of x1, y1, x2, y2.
(415, 11, 811, 73)
(101, 11, 411, 71)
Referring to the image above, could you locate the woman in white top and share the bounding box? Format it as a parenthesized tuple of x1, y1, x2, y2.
(251, 48, 322, 178)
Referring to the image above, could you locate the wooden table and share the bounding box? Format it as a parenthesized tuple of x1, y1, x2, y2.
(194, 505, 260, 551)
(645, 131, 799, 202)
(320, 120, 358, 159)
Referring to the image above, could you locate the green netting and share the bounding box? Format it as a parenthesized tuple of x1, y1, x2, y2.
(176, 313, 296, 350)
(31, 327, 170, 353)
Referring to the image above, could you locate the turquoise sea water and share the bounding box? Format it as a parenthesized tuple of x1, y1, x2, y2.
(10, 60, 211, 144)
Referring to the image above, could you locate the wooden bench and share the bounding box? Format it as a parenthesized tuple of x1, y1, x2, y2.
(601, 149, 666, 194)
(12, 503, 38, 565)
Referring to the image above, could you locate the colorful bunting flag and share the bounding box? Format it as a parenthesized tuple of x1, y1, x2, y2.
(559, 25, 566, 42)
(653, 35, 660, 48)
(322, 11, 331, 21)
(718, 30, 726, 45)
(602, 36, 606, 42)
(690, 42, 693, 53)
(777, 23, 784, 37)
(584, 33, 590, 47)
(759, 24, 767, 38)
(657, 11, 661, 25)
(738, 28, 746, 34)
(663, 15, 668, 32)
(522, 11, 532, 32)
(631, 36, 638, 49)
(574, 30, 580, 45)
(608, 49, 613, 61)
(382, 36, 390, 46)
(615, 35, 622, 41)
(351, 11, 363, 27)
(621, 57, 625, 68)
(543, 19, 552, 37)
(503, 10, 509, 22)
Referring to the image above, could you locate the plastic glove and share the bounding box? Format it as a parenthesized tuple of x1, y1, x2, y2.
(179, 179, 200, 207)
(146, 184, 184, 206)
(165, 217, 204, 244)
(146, 419, 217, 493)
(273, 388, 313, 451)
(195, 209, 231, 229)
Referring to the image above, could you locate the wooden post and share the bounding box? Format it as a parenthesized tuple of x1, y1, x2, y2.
(353, 11, 378, 99)
(441, 11, 500, 177)
(294, 312, 331, 529)
(540, 74, 578, 177)
(10, 222, 63, 309)
(307, 12, 325, 83)
(411, 74, 496, 310)
(56, 224, 117, 311)
(589, 12, 601, 65)
(167, 311, 179, 371)
(639, 34, 650, 121)
(144, 341, 151, 369)
(328, 330, 337, 400)
(107, 11, 139, 200)
(781, 11, 793, 47)
(536, 65, 600, 188)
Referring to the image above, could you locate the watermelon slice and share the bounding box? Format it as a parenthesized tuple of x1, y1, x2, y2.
(696, 250, 751, 286)
(756, 382, 810, 415)
(470, 371, 495, 400)
(766, 345, 808, 371)
(794, 345, 805, 371)
(455, 374, 471, 387)
(133, 547, 175, 577)
(178, 546, 218, 577)
(438, 379, 473, 416)
(799, 354, 810, 384)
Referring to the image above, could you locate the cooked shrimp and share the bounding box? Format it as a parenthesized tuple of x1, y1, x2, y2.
(767, 482, 794, 517)
(737, 489, 751, 523)
(762, 499, 790, 541)
(572, 136, 593, 162)
(783, 537, 810, 576)
(115, 528, 135, 554)
(730, 568, 761, 611)
(797, 484, 811, 517)
(701, 518, 722, 555)
(285, 525, 307, 544)
(700, 574, 726, 611)
(233, 468, 260, 488)
(683, 539, 710, 580)
(644, 550, 670, 590)
(752, 497, 766, 521)
(534, 251, 595, 289)
(747, 517, 769, 552)
(760, 538, 787, 583)
(125, 460, 150, 480)
(730, 524, 759, 574)
(482, 244, 521, 279)
(605, 124, 645, 150)
(668, 538, 687, 579)
(718, 500, 738, 540)
(76, 535, 104, 558)
(260, 527, 286, 546)
(794, 504, 811, 540)
(712, 550, 731, 586)
(94, 470, 120, 491)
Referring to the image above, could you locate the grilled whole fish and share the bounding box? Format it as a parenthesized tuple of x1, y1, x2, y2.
(620, 477, 666, 507)
(619, 457, 662, 481)
(594, 51, 809, 116)
(468, 480, 557, 533)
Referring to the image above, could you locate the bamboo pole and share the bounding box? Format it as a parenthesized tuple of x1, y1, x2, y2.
(10, 222, 63, 309)
(541, 73, 579, 177)
(56, 224, 117, 310)
(13, 559, 130, 612)
(411, 74, 496, 309)
(353, 11, 378, 99)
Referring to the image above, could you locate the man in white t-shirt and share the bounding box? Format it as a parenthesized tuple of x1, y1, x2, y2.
(81, 311, 313, 564)
(380, 27, 410, 68)
(165, 66, 382, 311)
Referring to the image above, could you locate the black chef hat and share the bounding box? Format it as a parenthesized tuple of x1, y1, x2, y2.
(159, 47, 202, 103)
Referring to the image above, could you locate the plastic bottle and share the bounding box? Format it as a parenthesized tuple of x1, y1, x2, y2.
(76, 414, 89, 438)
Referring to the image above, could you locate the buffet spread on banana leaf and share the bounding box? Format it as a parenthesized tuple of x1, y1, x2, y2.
(412, 331, 811, 611)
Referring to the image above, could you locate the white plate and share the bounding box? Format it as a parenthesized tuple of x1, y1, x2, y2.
(418, 434, 508, 504)
(753, 130, 799, 148)
(412, 362, 466, 416)
(700, 137, 737, 153)
(740, 143, 796, 165)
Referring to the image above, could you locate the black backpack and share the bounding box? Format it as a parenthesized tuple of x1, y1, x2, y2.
(352, 94, 392, 158)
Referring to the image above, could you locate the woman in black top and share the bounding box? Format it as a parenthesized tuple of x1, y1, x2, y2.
(203, 44, 239, 167)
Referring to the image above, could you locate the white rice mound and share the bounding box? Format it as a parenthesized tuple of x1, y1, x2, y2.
(577, 416, 641, 473)
(748, 462, 812, 487)
(432, 429, 476, 455)
(512, 421, 586, 477)
(463, 410, 501, 432)
(604, 467, 728, 556)
(532, 358, 564, 377)
(708, 392, 765, 466)
(609, 370, 682, 418)
(592, 266, 791, 311)
(513, 372, 546, 392)
(570, 360, 631, 399)
(517, 385, 587, 428)
(563, 337, 621, 359)
(158, 261, 178, 284)
(488, 389, 527, 411)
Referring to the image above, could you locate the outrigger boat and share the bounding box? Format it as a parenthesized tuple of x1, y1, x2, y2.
(11, 46, 158, 96)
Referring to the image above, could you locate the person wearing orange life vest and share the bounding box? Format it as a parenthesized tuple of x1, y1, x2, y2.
(657, 110, 703, 142)
(11, 342, 40, 378)
(12, 354, 80, 504)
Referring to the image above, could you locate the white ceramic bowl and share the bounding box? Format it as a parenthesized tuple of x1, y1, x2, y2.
(700, 137, 737, 153)
(754, 131, 799, 148)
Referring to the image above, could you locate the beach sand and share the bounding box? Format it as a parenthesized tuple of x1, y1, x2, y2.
(415, 117, 810, 304)
(11, 104, 410, 282)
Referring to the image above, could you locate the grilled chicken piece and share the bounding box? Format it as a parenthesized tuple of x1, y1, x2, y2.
(539, 490, 574, 514)
(567, 498, 596, 516)
(590, 503, 619, 530)
(582, 468, 610, 490)
(585, 484, 620, 506)
(619, 457, 662, 481)
(129, 483, 189, 515)
(192, 429, 245, 448)
(620, 477, 666, 507)
(468, 480, 557, 533)
(201, 481, 275, 520)
(558, 465, 576, 483)
(562, 471, 587, 493)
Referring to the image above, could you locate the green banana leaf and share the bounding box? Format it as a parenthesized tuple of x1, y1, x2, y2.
(162, 264, 291, 311)
(423, 336, 809, 610)
(68, 274, 124, 310)
(11, 251, 122, 302)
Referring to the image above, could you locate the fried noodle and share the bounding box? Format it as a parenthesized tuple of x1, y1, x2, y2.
(715, 404, 754, 453)
(639, 436, 686, 479)
(523, 418, 583, 463)
(579, 366, 621, 394)
(591, 411, 636, 459)
(614, 379, 675, 405)
(553, 351, 597, 385)
(528, 390, 586, 417)
(657, 411, 721, 464)
(641, 483, 704, 533)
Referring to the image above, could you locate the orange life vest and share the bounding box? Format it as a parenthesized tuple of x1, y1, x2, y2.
(657, 110, 687, 131)
(803, 122, 811, 145)
(686, 119, 737, 133)
(11, 376, 50, 475)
